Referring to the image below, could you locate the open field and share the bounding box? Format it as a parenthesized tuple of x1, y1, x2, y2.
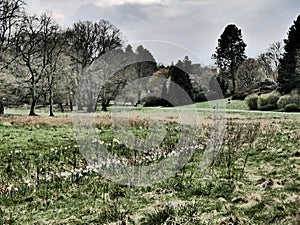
(0, 108, 300, 224)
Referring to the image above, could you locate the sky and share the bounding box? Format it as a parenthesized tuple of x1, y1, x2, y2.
(26, 0, 300, 66)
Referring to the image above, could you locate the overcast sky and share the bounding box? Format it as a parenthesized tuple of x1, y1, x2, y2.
(26, 0, 300, 65)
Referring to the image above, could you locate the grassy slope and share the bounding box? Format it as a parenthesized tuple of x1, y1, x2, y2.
(0, 111, 300, 224)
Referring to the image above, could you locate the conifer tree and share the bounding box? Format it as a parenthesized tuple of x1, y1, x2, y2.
(278, 15, 300, 93)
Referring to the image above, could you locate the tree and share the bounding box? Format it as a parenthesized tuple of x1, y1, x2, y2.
(0, 0, 25, 57)
(66, 20, 123, 111)
(0, 69, 20, 111)
(135, 45, 157, 104)
(212, 24, 247, 95)
(267, 41, 283, 71)
(278, 15, 300, 93)
(15, 14, 46, 116)
(57, 54, 76, 111)
(235, 58, 266, 98)
(257, 53, 273, 77)
(168, 60, 194, 105)
(79, 48, 127, 112)
(39, 13, 65, 116)
(0, 0, 25, 115)
(14, 13, 65, 116)
(257, 41, 283, 81)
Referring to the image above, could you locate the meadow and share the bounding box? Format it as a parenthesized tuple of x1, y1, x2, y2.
(0, 103, 300, 224)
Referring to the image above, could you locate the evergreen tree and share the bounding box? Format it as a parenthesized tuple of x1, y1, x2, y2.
(182, 56, 192, 74)
(212, 24, 247, 95)
(168, 61, 194, 105)
(135, 45, 157, 104)
(278, 15, 300, 93)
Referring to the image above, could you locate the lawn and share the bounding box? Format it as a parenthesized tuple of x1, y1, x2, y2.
(194, 98, 249, 110)
(0, 109, 300, 224)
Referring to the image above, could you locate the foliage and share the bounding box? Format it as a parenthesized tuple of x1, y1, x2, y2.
(212, 24, 247, 95)
(142, 96, 170, 107)
(278, 15, 300, 93)
(277, 95, 292, 110)
(277, 90, 300, 109)
(257, 92, 280, 110)
(284, 103, 300, 112)
(169, 63, 194, 105)
(258, 78, 278, 91)
(259, 103, 278, 111)
(245, 94, 259, 110)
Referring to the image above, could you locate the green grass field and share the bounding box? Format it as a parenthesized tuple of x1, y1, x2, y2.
(0, 108, 300, 224)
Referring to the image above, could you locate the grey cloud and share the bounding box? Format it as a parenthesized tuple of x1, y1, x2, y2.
(72, 2, 149, 24)
(27, 0, 300, 64)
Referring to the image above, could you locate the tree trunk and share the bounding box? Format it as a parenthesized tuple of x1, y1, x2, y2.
(0, 101, 4, 115)
(232, 75, 236, 95)
(49, 88, 54, 117)
(137, 90, 141, 105)
(59, 103, 64, 112)
(29, 86, 38, 116)
(77, 100, 83, 111)
(87, 103, 95, 113)
(101, 99, 109, 112)
(29, 98, 37, 116)
(69, 100, 73, 111)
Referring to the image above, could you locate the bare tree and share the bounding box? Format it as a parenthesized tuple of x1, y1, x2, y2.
(0, 0, 25, 115)
(235, 58, 266, 97)
(67, 20, 123, 111)
(39, 13, 66, 116)
(15, 14, 62, 116)
(267, 41, 283, 71)
(257, 41, 283, 82)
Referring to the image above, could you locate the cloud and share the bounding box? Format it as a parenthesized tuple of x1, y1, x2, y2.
(26, 0, 300, 64)
(97, 0, 164, 5)
(72, 2, 149, 25)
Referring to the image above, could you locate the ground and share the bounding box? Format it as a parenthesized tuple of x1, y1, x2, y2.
(0, 104, 299, 224)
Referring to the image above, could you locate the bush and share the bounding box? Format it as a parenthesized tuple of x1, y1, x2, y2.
(267, 91, 280, 105)
(142, 96, 171, 107)
(258, 91, 280, 110)
(277, 90, 300, 110)
(259, 104, 277, 111)
(277, 95, 292, 110)
(284, 103, 300, 112)
(245, 94, 259, 110)
(257, 94, 268, 110)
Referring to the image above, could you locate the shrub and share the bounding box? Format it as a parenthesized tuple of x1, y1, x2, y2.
(259, 104, 278, 111)
(258, 91, 280, 110)
(267, 91, 280, 105)
(245, 94, 259, 110)
(142, 97, 171, 107)
(290, 89, 300, 105)
(277, 95, 292, 110)
(277, 90, 300, 109)
(284, 103, 300, 112)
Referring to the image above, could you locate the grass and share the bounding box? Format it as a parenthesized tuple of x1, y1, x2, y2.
(194, 98, 249, 110)
(0, 110, 300, 224)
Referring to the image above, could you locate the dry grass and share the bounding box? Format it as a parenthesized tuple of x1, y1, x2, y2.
(1, 110, 299, 128)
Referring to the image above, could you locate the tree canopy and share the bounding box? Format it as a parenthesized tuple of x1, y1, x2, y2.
(278, 15, 300, 93)
(212, 24, 247, 96)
